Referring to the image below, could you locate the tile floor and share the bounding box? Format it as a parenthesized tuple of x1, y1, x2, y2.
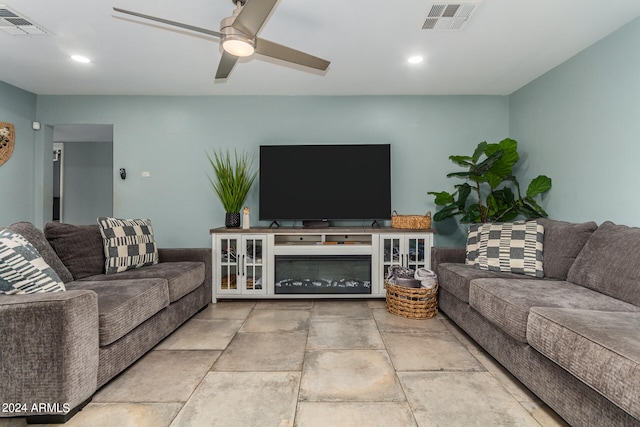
(1, 299, 570, 427)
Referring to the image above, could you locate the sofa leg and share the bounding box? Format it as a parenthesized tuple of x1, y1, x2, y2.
(25, 397, 92, 424)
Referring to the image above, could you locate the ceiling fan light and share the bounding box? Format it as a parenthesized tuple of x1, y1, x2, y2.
(222, 37, 255, 57)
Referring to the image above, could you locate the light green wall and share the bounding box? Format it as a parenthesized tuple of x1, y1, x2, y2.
(509, 17, 640, 226)
(34, 95, 509, 247)
(61, 141, 113, 224)
(0, 81, 37, 224)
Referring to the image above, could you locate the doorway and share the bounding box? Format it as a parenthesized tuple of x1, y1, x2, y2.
(52, 124, 114, 224)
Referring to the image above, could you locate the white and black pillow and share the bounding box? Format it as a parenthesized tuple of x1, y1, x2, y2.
(97, 217, 158, 274)
(465, 223, 482, 265)
(0, 229, 66, 294)
(476, 221, 544, 277)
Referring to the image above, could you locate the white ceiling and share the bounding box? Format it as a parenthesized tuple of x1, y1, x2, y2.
(3, 0, 640, 96)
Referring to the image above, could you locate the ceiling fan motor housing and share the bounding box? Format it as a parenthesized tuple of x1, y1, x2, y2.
(220, 8, 255, 56)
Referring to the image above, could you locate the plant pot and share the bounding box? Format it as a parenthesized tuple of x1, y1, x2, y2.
(225, 212, 241, 228)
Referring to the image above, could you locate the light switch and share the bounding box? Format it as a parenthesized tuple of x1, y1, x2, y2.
(141, 171, 151, 177)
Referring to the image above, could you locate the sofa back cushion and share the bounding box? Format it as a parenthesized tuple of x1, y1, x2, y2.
(3, 222, 73, 283)
(536, 218, 598, 280)
(45, 222, 105, 279)
(567, 221, 640, 306)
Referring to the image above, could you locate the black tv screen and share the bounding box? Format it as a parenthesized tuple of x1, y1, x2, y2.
(259, 144, 391, 222)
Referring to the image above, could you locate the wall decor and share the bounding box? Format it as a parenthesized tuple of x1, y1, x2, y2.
(0, 122, 15, 167)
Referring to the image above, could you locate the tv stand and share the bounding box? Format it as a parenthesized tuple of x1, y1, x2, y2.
(302, 219, 330, 228)
(268, 220, 280, 228)
(210, 226, 434, 302)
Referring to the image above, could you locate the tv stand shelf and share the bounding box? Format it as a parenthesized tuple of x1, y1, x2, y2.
(210, 227, 434, 301)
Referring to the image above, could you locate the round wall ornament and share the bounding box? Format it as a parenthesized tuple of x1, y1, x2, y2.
(0, 122, 15, 167)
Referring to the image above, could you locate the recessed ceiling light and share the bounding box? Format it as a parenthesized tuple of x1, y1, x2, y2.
(71, 55, 91, 63)
(408, 56, 424, 64)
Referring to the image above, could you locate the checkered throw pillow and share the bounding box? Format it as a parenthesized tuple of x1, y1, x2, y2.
(476, 221, 544, 277)
(0, 229, 66, 294)
(97, 217, 158, 274)
(465, 223, 482, 265)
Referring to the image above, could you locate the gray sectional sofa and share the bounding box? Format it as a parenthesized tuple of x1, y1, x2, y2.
(0, 222, 211, 423)
(432, 218, 640, 426)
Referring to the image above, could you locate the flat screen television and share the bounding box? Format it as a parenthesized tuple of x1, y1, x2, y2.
(259, 144, 391, 225)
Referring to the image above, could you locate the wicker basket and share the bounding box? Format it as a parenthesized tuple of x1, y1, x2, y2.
(386, 281, 438, 319)
(0, 122, 15, 167)
(391, 210, 432, 229)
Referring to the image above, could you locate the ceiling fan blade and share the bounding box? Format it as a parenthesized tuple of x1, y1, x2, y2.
(215, 51, 239, 79)
(113, 7, 221, 38)
(255, 38, 330, 71)
(231, 0, 278, 39)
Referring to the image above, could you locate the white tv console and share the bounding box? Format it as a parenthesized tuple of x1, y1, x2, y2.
(210, 227, 434, 302)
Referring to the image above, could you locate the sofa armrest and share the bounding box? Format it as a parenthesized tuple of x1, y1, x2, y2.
(0, 290, 99, 417)
(158, 248, 212, 299)
(431, 247, 466, 273)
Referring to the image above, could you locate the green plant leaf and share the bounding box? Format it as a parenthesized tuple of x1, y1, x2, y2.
(455, 183, 472, 208)
(446, 171, 471, 179)
(472, 142, 488, 162)
(433, 203, 460, 221)
(474, 150, 503, 176)
(449, 155, 473, 167)
(460, 204, 481, 223)
(428, 191, 455, 206)
(526, 175, 552, 198)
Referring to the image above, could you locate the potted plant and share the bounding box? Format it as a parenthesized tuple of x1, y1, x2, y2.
(428, 138, 552, 223)
(207, 148, 258, 228)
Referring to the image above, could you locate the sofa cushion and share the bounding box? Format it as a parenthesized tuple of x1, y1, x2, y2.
(3, 222, 73, 283)
(476, 221, 544, 277)
(45, 222, 105, 279)
(536, 218, 597, 280)
(527, 308, 640, 420)
(469, 278, 640, 343)
(67, 278, 169, 346)
(567, 221, 640, 306)
(97, 217, 158, 274)
(436, 263, 530, 303)
(0, 229, 66, 294)
(80, 262, 204, 303)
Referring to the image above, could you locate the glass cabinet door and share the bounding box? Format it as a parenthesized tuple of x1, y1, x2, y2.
(381, 237, 402, 285)
(243, 237, 264, 292)
(406, 236, 427, 271)
(219, 237, 239, 292)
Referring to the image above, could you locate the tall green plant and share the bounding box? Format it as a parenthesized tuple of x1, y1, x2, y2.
(428, 138, 552, 223)
(207, 148, 258, 213)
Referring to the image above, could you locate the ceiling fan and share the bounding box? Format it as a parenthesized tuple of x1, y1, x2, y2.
(113, 0, 330, 80)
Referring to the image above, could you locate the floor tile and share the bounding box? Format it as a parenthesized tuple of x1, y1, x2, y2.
(195, 301, 254, 320)
(294, 402, 417, 427)
(300, 350, 404, 402)
(311, 300, 372, 318)
(366, 299, 387, 309)
(170, 372, 299, 427)
(240, 309, 310, 333)
(383, 331, 484, 371)
(253, 300, 313, 310)
(93, 350, 219, 403)
(155, 319, 244, 350)
(398, 371, 541, 427)
(214, 332, 307, 371)
(307, 318, 384, 350)
(373, 308, 449, 333)
(29, 403, 182, 427)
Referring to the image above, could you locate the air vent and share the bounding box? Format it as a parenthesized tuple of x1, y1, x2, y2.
(0, 5, 48, 35)
(422, 2, 480, 31)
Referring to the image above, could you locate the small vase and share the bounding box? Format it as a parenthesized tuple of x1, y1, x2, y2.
(225, 212, 241, 228)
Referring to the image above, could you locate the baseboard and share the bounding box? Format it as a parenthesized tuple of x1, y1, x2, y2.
(25, 397, 91, 424)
